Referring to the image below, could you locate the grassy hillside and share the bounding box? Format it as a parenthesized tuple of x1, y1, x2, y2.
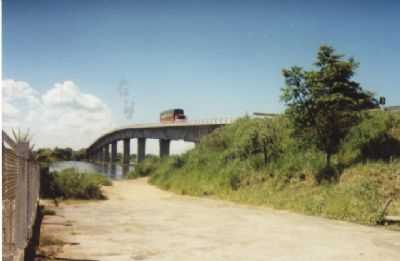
(134, 110, 400, 224)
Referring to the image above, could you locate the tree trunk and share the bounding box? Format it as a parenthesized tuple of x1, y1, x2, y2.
(263, 144, 268, 166)
(326, 153, 331, 168)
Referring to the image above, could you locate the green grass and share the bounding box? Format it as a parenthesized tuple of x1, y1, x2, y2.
(148, 111, 400, 225)
(40, 168, 112, 200)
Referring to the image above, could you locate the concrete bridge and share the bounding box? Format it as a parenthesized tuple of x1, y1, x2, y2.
(86, 119, 234, 164)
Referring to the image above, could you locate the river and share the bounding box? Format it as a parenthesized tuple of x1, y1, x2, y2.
(49, 161, 134, 179)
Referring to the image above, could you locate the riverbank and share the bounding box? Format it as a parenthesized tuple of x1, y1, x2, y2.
(37, 178, 400, 261)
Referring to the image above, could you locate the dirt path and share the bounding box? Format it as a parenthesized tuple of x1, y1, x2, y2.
(41, 178, 400, 261)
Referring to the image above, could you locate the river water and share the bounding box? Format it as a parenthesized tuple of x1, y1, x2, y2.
(49, 161, 134, 180)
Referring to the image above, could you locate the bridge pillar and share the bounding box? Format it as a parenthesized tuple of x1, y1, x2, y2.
(95, 150, 101, 161)
(137, 138, 146, 162)
(123, 138, 130, 164)
(86, 150, 91, 162)
(104, 144, 110, 162)
(100, 146, 107, 162)
(159, 139, 170, 158)
(111, 141, 117, 162)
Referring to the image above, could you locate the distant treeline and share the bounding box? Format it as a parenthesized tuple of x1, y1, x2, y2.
(34, 148, 140, 164)
(35, 147, 87, 164)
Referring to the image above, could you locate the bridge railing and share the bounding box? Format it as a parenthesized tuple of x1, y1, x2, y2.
(384, 105, 400, 112)
(186, 117, 237, 125)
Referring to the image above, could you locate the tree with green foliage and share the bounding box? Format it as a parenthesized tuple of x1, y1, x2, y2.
(256, 118, 287, 166)
(281, 45, 378, 169)
(35, 148, 56, 164)
(72, 149, 87, 161)
(53, 147, 73, 161)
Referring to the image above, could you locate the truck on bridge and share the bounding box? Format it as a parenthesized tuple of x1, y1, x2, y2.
(160, 108, 187, 123)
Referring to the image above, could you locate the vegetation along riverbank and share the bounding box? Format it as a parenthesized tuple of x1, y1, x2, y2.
(40, 168, 112, 200)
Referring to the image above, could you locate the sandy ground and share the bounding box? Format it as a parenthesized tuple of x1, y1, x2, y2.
(40, 178, 400, 261)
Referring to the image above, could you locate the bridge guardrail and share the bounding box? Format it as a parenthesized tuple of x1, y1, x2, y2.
(186, 117, 236, 125)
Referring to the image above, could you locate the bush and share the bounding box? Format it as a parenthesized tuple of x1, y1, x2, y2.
(127, 156, 161, 179)
(338, 110, 400, 164)
(41, 168, 111, 200)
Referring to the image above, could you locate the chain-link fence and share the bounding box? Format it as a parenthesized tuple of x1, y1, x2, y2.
(2, 131, 40, 261)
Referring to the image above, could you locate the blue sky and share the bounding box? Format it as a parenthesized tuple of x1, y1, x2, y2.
(2, 0, 400, 149)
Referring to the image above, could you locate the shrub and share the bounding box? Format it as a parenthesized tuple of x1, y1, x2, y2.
(338, 110, 400, 164)
(41, 168, 111, 200)
(127, 156, 161, 179)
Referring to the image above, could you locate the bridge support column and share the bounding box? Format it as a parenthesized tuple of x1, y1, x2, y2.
(86, 150, 91, 162)
(159, 139, 170, 158)
(104, 144, 110, 162)
(100, 146, 107, 162)
(123, 138, 130, 164)
(97, 150, 101, 162)
(137, 138, 146, 163)
(111, 141, 117, 162)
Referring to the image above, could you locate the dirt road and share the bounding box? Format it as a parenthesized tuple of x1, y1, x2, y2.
(41, 178, 400, 261)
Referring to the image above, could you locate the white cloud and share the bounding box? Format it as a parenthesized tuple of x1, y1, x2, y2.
(42, 81, 106, 113)
(3, 79, 39, 99)
(3, 101, 20, 119)
(2, 79, 114, 149)
(2, 79, 195, 155)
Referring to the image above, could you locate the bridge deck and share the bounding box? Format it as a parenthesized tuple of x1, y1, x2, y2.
(87, 119, 234, 151)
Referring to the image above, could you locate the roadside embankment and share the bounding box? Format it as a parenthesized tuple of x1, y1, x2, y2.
(146, 112, 400, 225)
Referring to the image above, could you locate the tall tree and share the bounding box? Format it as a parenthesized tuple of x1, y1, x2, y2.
(281, 45, 378, 169)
